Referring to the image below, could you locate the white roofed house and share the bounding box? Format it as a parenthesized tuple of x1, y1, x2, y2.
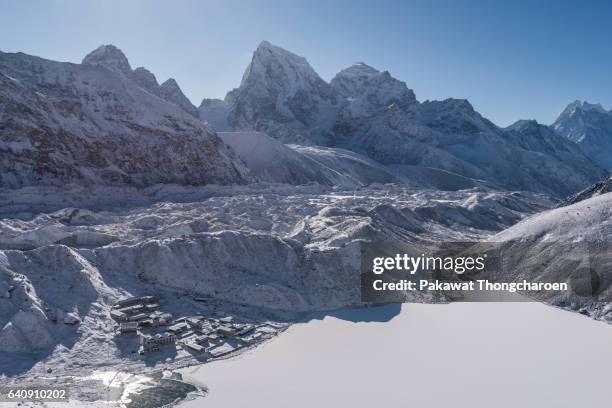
(168, 322, 189, 334)
(217, 325, 237, 337)
(184, 341, 206, 353)
(110, 310, 128, 321)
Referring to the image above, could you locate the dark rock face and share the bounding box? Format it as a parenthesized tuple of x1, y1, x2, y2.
(557, 176, 612, 207)
(0, 50, 251, 189)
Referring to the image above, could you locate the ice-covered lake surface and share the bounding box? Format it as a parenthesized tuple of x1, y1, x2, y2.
(179, 300, 612, 408)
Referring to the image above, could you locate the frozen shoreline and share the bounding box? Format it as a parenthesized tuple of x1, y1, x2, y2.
(178, 301, 612, 408)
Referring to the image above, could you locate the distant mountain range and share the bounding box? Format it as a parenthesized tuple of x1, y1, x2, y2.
(1, 41, 610, 197)
(200, 41, 609, 197)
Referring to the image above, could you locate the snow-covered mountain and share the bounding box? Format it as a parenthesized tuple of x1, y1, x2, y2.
(83, 45, 199, 117)
(0, 48, 250, 188)
(488, 191, 612, 316)
(552, 100, 612, 171)
(503, 119, 606, 184)
(225, 41, 337, 145)
(217, 131, 398, 186)
(212, 41, 605, 197)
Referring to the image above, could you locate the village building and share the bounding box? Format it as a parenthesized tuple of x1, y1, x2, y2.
(128, 313, 148, 321)
(208, 342, 236, 358)
(168, 322, 189, 334)
(138, 319, 153, 328)
(113, 295, 159, 309)
(217, 325, 236, 337)
(237, 325, 255, 336)
(110, 310, 127, 321)
(241, 332, 263, 344)
(117, 304, 145, 315)
(138, 332, 176, 354)
(118, 322, 138, 334)
(144, 303, 159, 312)
(179, 329, 195, 339)
(184, 341, 206, 353)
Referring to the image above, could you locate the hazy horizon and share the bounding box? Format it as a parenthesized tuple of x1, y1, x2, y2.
(2, 0, 612, 126)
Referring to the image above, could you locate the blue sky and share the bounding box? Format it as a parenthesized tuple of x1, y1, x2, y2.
(1, 0, 611, 126)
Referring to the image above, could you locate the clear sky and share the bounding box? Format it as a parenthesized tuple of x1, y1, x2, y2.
(1, 0, 611, 126)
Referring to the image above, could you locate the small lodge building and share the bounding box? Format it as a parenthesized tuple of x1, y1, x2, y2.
(128, 313, 148, 322)
(110, 310, 127, 321)
(168, 322, 189, 334)
(139, 332, 176, 354)
(113, 295, 159, 309)
(184, 341, 206, 353)
(118, 322, 139, 334)
(217, 325, 236, 337)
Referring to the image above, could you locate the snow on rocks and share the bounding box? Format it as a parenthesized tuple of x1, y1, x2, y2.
(218, 131, 398, 187)
(216, 41, 605, 198)
(0, 48, 251, 189)
(0, 181, 555, 379)
(469, 192, 612, 314)
(63, 312, 81, 325)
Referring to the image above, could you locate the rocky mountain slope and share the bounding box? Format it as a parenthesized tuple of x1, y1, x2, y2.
(202, 41, 606, 197)
(0, 48, 250, 189)
(82, 45, 199, 117)
(556, 175, 612, 207)
(552, 100, 612, 171)
(485, 191, 612, 318)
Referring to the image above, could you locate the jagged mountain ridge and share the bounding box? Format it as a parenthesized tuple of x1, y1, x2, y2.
(204, 41, 606, 197)
(552, 100, 612, 171)
(556, 175, 612, 207)
(0, 49, 251, 188)
(82, 44, 199, 117)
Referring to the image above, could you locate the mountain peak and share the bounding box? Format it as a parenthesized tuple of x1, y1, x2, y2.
(159, 78, 198, 117)
(82, 44, 131, 75)
(561, 100, 608, 117)
(257, 40, 273, 49)
(335, 62, 380, 78)
(160, 78, 179, 90)
(131, 67, 159, 91)
(553, 100, 612, 171)
(507, 119, 539, 131)
(253, 40, 297, 59)
(332, 63, 388, 100)
(242, 41, 322, 88)
(226, 41, 333, 143)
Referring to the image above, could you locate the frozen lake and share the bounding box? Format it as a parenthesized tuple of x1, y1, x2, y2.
(179, 301, 612, 408)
